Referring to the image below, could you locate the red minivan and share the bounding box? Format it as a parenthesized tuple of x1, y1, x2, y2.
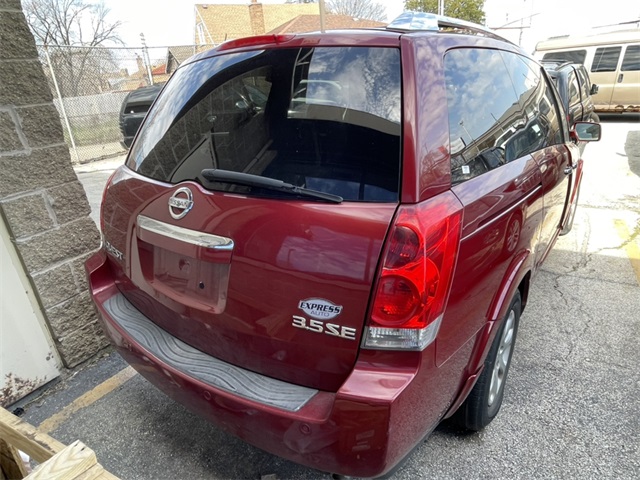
(86, 13, 600, 478)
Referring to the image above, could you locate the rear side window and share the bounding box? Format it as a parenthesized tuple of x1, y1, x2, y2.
(502, 54, 563, 160)
(542, 50, 587, 64)
(127, 47, 402, 202)
(591, 46, 622, 72)
(568, 71, 580, 105)
(445, 48, 519, 183)
(575, 67, 591, 99)
(445, 48, 563, 184)
(621, 44, 640, 71)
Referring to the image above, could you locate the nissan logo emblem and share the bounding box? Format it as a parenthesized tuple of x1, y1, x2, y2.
(168, 187, 194, 220)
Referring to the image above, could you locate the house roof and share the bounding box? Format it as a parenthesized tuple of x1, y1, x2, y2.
(168, 46, 201, 65)
(195, 2, 318, 44)
(151, 63, 167, 75)
(166, 45, 212, 73)
(267, 14, 385, 34)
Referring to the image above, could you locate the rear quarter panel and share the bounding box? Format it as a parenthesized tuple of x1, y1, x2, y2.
(437, 157, 543, 366)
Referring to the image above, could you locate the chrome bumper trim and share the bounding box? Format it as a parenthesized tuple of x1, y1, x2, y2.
(137, 215, 234, 251)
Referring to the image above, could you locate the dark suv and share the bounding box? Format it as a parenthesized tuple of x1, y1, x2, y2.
(86, 12, 600, 478)
(542, 60, 600, 125)
(118, 83, 163, 149)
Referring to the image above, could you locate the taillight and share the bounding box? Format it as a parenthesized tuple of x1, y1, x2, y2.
(363, 192, 462, 350)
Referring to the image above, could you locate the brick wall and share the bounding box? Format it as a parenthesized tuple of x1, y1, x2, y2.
(0, 0, 107, 367)
(195, 3, 319, 44)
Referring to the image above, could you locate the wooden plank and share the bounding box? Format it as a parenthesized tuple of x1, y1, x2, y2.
(0, 409, 64, 464)
(93, 471, 119, 480)
(69, 464, 105, 480)
(0, 409, 119, 480)
(0, 437, 29, 479)
(26, 440, 96, 480)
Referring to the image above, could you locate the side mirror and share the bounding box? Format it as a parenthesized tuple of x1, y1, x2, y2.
(571, 121, 601, 142)
(590, 83, 599, 95)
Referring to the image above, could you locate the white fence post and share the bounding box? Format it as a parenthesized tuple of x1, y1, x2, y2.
(43, 45, 80, 164)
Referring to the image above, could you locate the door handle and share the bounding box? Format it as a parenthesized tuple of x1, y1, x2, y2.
(618, 73, 624, 83)
(564, 166, 576, 175)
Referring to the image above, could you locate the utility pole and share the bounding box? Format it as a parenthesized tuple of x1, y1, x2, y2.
(318, 0, 326, 32)
(438, 0, 445, 16)
(519, 1, 526, 46)
(140, 33, 154, 86)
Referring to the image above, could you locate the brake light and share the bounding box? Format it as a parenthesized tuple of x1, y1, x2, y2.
(217, 34, 295, 51)
(363, 193, 462, 350)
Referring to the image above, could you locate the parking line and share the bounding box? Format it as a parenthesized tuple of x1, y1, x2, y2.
(614, 219, 640, 285)
(38, 366, 137, 435)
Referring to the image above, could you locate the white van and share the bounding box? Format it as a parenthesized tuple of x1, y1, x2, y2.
(534, 29, 640, 113)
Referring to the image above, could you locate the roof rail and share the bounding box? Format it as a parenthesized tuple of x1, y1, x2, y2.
(386, 11, 514, 45)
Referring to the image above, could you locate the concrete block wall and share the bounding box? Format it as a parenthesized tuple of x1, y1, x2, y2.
(0, 0, 107, 367)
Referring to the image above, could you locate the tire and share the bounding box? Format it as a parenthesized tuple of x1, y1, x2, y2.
(590, 112, 600, 123)
(453, 291, 521, 431)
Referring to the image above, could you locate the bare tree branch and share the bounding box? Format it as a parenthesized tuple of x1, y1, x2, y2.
(326, 0, 388, 22)
(24, 0, 122, 47)
(24, 0, 123, 96)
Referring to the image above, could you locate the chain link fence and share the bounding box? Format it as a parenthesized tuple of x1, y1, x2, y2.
(36, 44, 214, 164)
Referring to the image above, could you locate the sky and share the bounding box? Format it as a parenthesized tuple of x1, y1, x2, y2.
(484, 0, 639, 51)
(102, 0, 638, 53)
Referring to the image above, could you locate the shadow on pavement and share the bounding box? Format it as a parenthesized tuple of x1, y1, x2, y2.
(625, 130, 640, 178)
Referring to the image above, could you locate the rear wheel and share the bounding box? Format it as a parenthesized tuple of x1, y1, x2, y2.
(453, 291, 521, 431)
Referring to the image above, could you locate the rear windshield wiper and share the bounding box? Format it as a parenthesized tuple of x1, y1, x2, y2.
(201, 169, 343, 204)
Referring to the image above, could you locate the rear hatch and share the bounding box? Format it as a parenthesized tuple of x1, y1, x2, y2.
(104, 43, 403, 391)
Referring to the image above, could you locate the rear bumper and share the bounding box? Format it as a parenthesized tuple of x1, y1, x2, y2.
(86, 250, 441, 478)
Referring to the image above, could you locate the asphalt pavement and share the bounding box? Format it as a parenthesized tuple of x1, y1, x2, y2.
(12, 115, 640, 479)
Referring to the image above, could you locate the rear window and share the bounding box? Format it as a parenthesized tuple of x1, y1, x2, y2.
(127, 47, 402, 202)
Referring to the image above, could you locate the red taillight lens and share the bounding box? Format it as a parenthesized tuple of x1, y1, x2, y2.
(384, 225, 420, 268)
(372, 275, 421, 325)
(364, 192, 462, 350)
